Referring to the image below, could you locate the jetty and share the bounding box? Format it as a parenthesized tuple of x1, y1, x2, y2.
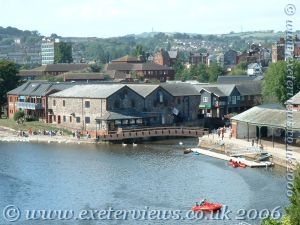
(191, 148, 274, 168)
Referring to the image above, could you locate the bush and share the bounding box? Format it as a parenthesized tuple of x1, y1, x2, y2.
(13, 110, 25, 121)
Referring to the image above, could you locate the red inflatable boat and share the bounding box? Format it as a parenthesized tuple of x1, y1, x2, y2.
(191, 201, 222, 212)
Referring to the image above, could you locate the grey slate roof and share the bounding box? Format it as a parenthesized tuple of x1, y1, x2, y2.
(217, 75, 256, 84)
(159, 83, 200, 96)
(200, 86, 227, 97)
(200, 84, 236, 96)
(288, 91, 300, 104)
(236, 81, 262, 96)
(231, 104, 300, 130)
(127, 84, 159, 98)
(49, 84, 125, 98)
(96, 110, 145, 121)
(7, 81, 76, 96)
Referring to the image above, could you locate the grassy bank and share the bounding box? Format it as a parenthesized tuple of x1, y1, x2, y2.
(0, 118, 72, 135)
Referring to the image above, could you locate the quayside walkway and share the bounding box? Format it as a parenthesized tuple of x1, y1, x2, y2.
(99, 126, 208, 141)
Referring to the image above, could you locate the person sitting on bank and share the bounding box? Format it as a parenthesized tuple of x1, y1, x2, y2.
(195, 202, 199, 206)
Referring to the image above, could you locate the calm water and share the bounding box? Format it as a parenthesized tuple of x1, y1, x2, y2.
(0, 138, 289, 225)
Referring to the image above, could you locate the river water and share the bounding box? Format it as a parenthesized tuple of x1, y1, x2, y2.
(0, 138, 289, 225)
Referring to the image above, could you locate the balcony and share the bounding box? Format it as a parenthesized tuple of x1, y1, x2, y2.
(16, 102, 44, 110)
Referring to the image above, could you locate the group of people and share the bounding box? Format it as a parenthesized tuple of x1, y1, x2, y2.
(17, 128, 63, 137)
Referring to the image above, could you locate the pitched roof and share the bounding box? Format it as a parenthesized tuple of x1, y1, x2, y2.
(217, 75, 256, 84)
(96, 110, 145, 121)
(231, 104, 300, 130)
(200, 86, 226, 97)
(236, 81, 262, 96)
(49, 84, 125, 98)
(288, 91, 300, 104)
(7, 81, 75, 96)
(56, 72, 105, 81)
(159, 83, 200, 96)
(111, 55, 141, 63)
(106, 62, 173, 71)
(126, 84, 159, 98)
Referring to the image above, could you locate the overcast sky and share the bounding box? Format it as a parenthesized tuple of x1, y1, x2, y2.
(2, 0, 300, 38)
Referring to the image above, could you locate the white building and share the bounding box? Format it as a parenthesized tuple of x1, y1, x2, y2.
(247, 63, 262, 76)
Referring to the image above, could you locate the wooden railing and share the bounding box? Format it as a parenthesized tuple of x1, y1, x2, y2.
(99, 126, 208, 141)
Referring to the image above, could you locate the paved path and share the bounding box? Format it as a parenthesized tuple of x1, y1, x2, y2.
(200, 129, 300, 166)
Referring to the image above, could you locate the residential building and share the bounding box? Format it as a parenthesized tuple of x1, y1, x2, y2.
(154, 49, 170, 66)
(247, 63, 262, 76)
(18, 63, 90, 80)
(7, 81, 76, 122)
(224, 50, 238, 66)
(189, 52, 208, 66)
(41, 37, 73, 65)
(272, 38, 285, 63)
(104, 55, 175, 81)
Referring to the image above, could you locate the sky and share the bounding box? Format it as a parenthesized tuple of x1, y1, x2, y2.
(2, 0, 300, 38)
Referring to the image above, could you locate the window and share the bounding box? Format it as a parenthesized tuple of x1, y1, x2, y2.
(63, 116, 66, 122)
(63, 100, 65, 107)
(85, 101, 90, 108)
(237, 96, 240, 100)
(53, 99, 56, 106)
(70, 116, 72, 123)
(158, 91, 163, 103)
(232, 96, 236, 104)
(76, 117, 81, 123)
(85, 117, 90, 124)
(203, 97, 208, 102)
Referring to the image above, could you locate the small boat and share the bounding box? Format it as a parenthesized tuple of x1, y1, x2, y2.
(192, 201, 222, 212)
(122, 142, 127, 147)
(238, 162, 247, 168)
(228, 159, 247, 168)
(184, 148, 192, 154)
(132, 143, 137, 147)
(228, 159, 239, 168)
(255, 152, 272, 162)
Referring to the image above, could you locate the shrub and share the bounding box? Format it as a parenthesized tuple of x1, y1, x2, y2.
(13, 110, 25, 121)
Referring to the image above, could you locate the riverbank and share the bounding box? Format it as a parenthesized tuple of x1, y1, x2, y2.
(1, 124, 300, 169)
(0, 125, 97, 145)
(198, 129, 300, 168)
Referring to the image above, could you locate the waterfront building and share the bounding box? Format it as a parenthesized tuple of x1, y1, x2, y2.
(7, 81, 76, 122)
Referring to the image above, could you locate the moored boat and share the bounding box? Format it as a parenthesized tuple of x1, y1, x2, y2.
(192, 201, 222, 212)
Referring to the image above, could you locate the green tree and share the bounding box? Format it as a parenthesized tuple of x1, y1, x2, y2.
(207, 63, 223, 83)
(230, 61, 248, 75)
(197, 63, 209, 82)
(286, 165, 300, 225)
(13, 110, 25, 121)
(263, 61, 300, 104)
(0, 60, 20, 113)
(89, 63, 102, 72)
(54, 42, 73, 63)
(173, 60, 185, 80)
